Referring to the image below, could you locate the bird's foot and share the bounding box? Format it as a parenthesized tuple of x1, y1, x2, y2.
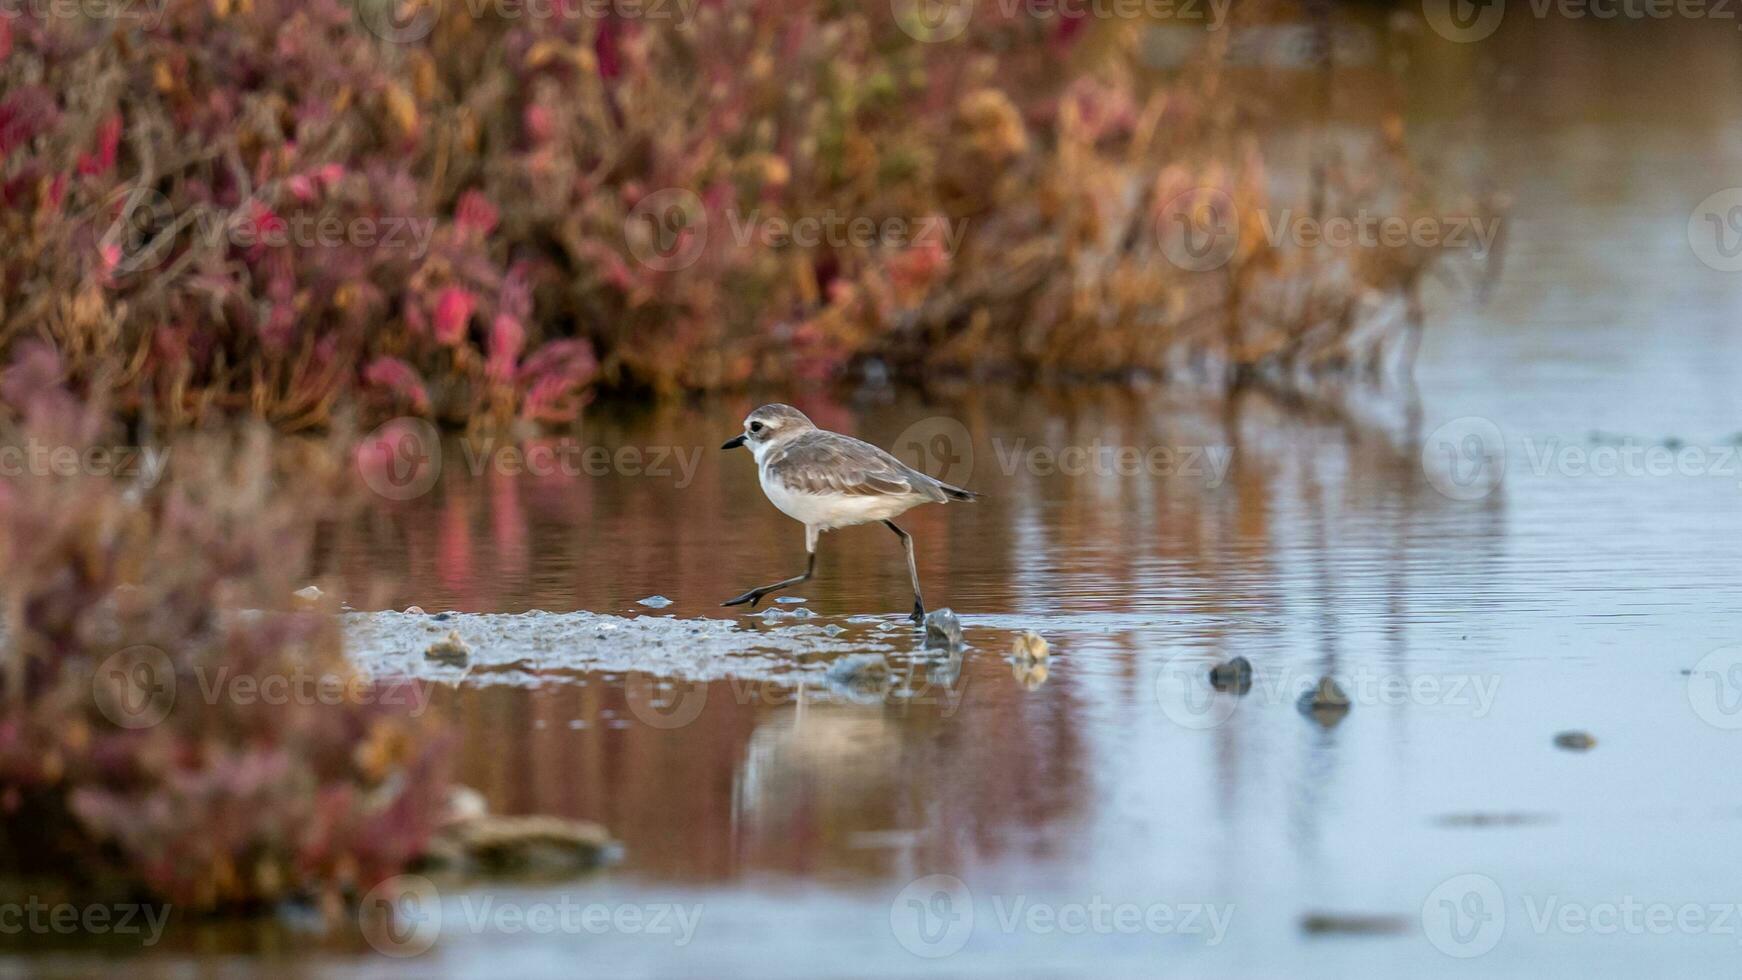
(721, 588, 770, 609)
(910, 600, 925, 626)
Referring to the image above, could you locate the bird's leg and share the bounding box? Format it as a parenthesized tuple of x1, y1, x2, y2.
(722, 529, 817, 609)
(884, 520, 925, 625)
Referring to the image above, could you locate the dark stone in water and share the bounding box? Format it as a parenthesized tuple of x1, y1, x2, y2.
(1299, 913, 1409, 936)
(432, 815, 617, 877)
(1554, 730, 1596, 751)
(1298, 676, 1350, 728)
(1209, 656, 1253, 694)
(923, 608, 963, 650)
(1434, 812, 1556, 828)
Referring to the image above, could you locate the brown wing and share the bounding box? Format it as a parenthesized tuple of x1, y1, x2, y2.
(767, 432, 946, 501)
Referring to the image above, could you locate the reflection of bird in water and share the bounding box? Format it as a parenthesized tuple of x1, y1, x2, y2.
(736, 707, 901, 830)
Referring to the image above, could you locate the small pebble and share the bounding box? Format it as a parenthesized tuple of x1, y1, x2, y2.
(293, 585, 324, 604)
(637, 595, 673, 608)
(1553, 731, 1596, 751)
(923, 608, 964, 650)
(404, 605, 426, 615)
(1298, 676, 1351, 726)
(425, 630, 471, 664)
(1012, 631, 1049, 662)
(1209, 656, 1253, 694)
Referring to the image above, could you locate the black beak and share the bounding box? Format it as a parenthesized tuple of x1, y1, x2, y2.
(721, 434, 747, 450)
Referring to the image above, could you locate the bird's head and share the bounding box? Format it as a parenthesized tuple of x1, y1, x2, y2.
(722, 403, 815, 462)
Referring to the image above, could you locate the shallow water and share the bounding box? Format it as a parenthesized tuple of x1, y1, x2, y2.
(22, 19, 1742, 980)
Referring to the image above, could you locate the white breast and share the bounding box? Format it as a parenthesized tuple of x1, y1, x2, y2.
(759, 465, 919, 530)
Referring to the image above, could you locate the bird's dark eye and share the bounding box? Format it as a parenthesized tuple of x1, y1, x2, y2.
(749, 421, 764, 433)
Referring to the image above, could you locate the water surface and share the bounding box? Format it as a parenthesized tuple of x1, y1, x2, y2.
(27, 18, 1742, 979)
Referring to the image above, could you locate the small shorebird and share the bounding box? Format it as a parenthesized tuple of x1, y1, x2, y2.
(720, 404, 979, 623)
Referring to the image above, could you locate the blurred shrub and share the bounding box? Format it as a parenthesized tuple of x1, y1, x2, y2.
(0, 1, 1472, 427)
(0, 346, 449, 913)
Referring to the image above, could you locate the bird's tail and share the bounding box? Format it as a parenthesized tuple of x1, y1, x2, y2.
(941, 483, 981, 502)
